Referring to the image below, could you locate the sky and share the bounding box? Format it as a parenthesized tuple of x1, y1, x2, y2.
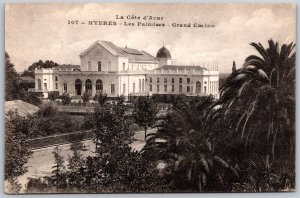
(5, 3, 296, 73)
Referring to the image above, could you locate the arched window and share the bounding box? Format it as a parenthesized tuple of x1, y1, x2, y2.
(196, 81, 201, 94)
(75, 79, 82, 95)
(96, 79, 103, 94)
(85, 79, 92, 94)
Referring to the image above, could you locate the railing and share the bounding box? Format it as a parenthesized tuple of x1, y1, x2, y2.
(56, 105, 95, 114)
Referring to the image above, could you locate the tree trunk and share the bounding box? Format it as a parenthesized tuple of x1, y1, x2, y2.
(144, 127, 147, 142)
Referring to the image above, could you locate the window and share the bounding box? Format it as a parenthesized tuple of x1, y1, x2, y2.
(172, 85, 175, 92)
(149, 84, 152, 92)
(75, 79, 82, 95)
(149, 77, 152, 83)
(55, 76, 58, 81)
(187, 78, 190, 84)
(204, 86, 207, 94)
(179, 85, 182, 92)
(157, 78, 160, 83)
(107, 61, 111, 71)
(98, 62, 101, 71)
(123, 63, 126, 71)
(179, 78, 182, 83)
(123, 83, 126, 94)
(157, 85, 160, 92)
(142, 79, 145, 91)
(196, 81, 201, 93)
(63, 83, 67, 92)
(111, 84, 115, 94)
(37, 79, 41, 90)
(44, 83, 47, 90)
(164, 85, 167, 92)
(187, 86, 191, 93)
(88, 61, 91, 71)
(133, 83, 135, 93)
(55, 83, 58, 89)
(172, 78, 175, 83)
(139, 79, 141, 92)
(96, 80, 103, 93)
(164, 78, 167, 83)
(85, 79, 92, 94)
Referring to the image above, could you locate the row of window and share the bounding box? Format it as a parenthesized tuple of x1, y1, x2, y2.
(127, 79, 146, 94)
(63, 81, 115, 95)
(149, 77, 192, 84)
(209, 81, 218, 93)
(87, 61, 128, 71)
(87, 61, 112, 71)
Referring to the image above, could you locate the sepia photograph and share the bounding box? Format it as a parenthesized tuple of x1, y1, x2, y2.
(4, 2, 296, 193)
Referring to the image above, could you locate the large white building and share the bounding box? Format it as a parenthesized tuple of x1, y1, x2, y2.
(33, 40, 219, 99)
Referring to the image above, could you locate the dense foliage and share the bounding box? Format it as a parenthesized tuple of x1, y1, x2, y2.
(211, 40, 296, 191)
(21, 60, 59, 78)
(5, 52, 41, 105)
(132, 95, 158, 140)
(26, 97, 167, 193)
(5, 111, 33, 193)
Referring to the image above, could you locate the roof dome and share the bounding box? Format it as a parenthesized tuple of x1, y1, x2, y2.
(156, 46, 171, 59)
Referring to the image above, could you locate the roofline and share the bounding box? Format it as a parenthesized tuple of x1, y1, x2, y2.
(156, 65, 207, 70)
(128, 60, 158, 63)
(79, 40, 119, 57)
(141, 50, 157, 59)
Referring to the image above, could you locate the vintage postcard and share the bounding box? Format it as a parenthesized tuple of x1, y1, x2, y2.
(4, 3, 295, 193)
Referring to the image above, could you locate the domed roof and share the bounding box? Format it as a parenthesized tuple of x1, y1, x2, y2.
(156, 46, 171, 59)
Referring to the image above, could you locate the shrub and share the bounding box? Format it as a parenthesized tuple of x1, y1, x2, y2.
(60, 92, 71, 105)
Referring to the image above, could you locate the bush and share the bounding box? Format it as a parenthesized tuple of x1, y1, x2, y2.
(48, 91, 59, 101)
(60, 93, 71, 105)
(37, 104, 58, 117)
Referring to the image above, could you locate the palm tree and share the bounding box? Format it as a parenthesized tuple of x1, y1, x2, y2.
(143, 96, 238, 191)
(217, 39, 295, 165)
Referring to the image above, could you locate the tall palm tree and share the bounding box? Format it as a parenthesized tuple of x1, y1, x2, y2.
(217, 39, 295, 165)
(143, 96, 238, 191)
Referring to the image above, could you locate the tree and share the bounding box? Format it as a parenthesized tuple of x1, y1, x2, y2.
(143, 96, 238, 191)
(4, 111, 33, 193)
(22, 60, 59, 78)
(67, 142, 85, 190)
(50, 146, 67, 189)
(36, 104, 58, 117)
(48, 91, 59, 101)
(93, 95, 131, 152)
(5, 52, 42, 105)
(217, 40, 295, 165)
(60, 92, 72, 105)
(132, 96, 158, 141)
(94, 91, 109, 106)
(5, 52, 20, 101)
(82, 92, 91, 106)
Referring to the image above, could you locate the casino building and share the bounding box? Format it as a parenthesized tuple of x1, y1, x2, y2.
(33, 40, 219, 100)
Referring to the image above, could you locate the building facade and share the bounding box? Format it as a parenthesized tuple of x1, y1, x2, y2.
(33, 40, 219, 99)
